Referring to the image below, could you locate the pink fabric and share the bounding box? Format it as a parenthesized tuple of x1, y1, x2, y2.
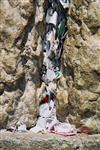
(50, 131, 77, 136)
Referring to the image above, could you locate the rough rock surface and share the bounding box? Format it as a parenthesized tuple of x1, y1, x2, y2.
(0, 0, 100, 134)
(61, 0, 100, 133)
(0, 0, 44, 129)
(0, 132, 100, 150)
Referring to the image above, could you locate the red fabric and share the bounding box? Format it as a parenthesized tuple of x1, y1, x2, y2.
(79, 127, 91, 134)
(43, 95, 49, 103)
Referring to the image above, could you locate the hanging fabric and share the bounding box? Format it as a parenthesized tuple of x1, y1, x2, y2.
(30, 0, 78, 136)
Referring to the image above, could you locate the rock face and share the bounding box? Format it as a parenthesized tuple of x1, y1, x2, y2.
(0, 0, 44, 128)
(62, 0, 100, 133)
(0, 0, 100, 133)
(0, 132, 100, 150)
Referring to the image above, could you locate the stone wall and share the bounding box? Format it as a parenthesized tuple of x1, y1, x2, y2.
(0, 0, 100, 133)
(0, 132, 100, 150)
(61, 0, 100, 133)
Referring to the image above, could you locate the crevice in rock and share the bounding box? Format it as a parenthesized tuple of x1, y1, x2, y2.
(35, 21, 45, 38)
(62, 63, 74, 81)
(92, 70, 100, 79)
(3, 75, 26, 93)
(16, 76, 26, 92)
(80, 109, 96, 118)
(0, 0, 100, 133)
(0, 90, 4, 96)
(13, 13, 35, 49)
(90, 26, 100, 35)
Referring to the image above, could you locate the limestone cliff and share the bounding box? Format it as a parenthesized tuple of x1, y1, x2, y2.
(0, 0, 100, 133)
